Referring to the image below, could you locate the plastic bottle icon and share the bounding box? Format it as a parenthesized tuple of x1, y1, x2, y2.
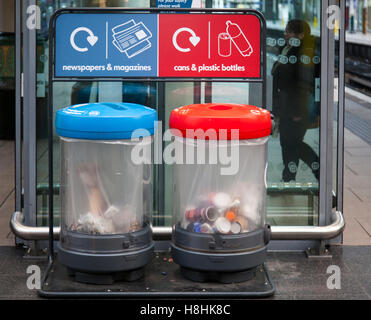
(226, 20, 253, 57)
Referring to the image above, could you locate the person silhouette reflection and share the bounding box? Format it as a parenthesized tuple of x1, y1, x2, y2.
(272, 20, 320, 182)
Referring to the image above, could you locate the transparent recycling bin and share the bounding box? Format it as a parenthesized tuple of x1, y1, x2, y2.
(55, 102, 157, 284)
(170, 103, 273, 283)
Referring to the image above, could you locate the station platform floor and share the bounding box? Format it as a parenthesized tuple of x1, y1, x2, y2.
(0, 244, 370, 300)
(0, 89, 371, 299)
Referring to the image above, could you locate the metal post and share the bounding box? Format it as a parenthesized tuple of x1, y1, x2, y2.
(193, 82, 201, 104)
(157, 82, 166, 226)
(337, 0, 345, 216)
(48, 13, 55, 261)
(15, 0, 22, 214)
(327, 0, 336, 227)
(22, 0, 37, 237)
(205, 82, 212, 103)
(319, 0, 334, 229)
(204, 0, 212, 105)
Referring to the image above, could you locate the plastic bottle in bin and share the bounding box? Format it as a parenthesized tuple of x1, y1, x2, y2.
(226, 20, 253, 57)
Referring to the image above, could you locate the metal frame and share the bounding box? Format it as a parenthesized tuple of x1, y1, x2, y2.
(47, 7, 268, 262)
(320, 0, 346, 246)
(37, 7, 276, 298)
(319, 0, 345, 230)
(6, 0, 346, 299)
(319, 0, 333, 229)
(11, 2, 347, 254)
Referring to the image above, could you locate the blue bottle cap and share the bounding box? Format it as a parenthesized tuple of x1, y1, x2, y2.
(194, 223, 202, 233)
(55, 102, 157, 140)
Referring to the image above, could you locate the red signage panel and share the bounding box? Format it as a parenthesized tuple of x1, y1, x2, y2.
(158, 14, 261, 78)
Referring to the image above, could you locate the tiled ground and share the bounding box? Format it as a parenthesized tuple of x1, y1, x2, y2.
(267, 246, 371, 300)
(0, 140, 15, 246)
(0, 245, 370, 300)
(343, 94, 371, 245)
(0, 246, 48, 299)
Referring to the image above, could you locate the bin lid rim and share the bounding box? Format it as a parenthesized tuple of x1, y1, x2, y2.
(169, 103, 272, 140)
(55, 102, 157, 140)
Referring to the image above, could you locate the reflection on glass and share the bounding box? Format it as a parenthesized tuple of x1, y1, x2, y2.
(272, 20, 320, 183)
(212, 0, 322, 227)
(0, 32, 15, 140)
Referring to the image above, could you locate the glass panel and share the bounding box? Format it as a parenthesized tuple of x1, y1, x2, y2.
(35, 0, 324, 229)
(163, 82, 197, 225)
(36, 0, 153, 226)
(0, 1, 15, 224)
(0, 0, 15, 140)
(0, 32, 15, 140)
(211, 0, 322, 226)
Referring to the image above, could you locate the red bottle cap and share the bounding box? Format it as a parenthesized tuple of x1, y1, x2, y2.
(169, 103, 272, 140)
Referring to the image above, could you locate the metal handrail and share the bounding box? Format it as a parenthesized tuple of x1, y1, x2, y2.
(270, 210, 345, 240)
(35, 182, 320, 196)
(10, 210, 345, 241)
(10, 211, 60, 241)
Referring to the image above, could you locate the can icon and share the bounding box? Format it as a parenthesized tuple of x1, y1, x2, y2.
(218, 33, 231, 57)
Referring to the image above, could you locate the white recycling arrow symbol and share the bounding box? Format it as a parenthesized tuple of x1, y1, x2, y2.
(70, 27, 98, 53)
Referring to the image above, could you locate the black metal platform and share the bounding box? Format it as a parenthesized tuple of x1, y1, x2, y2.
(38, 251, 275, 298)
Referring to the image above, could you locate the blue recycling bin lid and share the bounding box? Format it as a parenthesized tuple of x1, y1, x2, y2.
(55, 102, 157, 140)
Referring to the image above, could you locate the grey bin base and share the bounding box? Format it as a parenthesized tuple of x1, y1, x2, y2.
(179, 266, 257, 284)
(66, 266, 146, 285)
(58, 242, 154, 285)
(171, 243, 267, 284)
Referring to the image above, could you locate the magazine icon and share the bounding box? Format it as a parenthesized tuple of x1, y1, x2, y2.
(112, 19, 152, 59)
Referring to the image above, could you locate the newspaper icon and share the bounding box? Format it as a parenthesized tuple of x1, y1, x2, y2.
(112, 19, 152, 59)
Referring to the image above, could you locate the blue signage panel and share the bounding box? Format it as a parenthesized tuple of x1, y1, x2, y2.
(55, 14, 158, 77)
(156, 0, 196, 8)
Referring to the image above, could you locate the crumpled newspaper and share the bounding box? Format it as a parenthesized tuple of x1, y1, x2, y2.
(71, 205, 141, 235)
(74, 212, 115, 235)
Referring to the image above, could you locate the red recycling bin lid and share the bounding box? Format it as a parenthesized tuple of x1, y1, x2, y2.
(169, 103, 272, 140)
